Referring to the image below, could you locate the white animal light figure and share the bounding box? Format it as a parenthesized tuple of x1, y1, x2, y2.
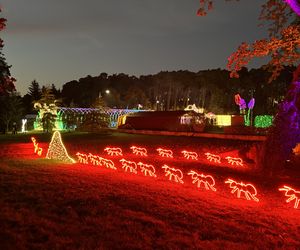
(188, 170, 216, 191)
(138, 162, 156, 177)
(162, 165, 184, 184)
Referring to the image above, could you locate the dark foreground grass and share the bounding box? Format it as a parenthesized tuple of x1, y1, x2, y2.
(0, 131, 300, 249)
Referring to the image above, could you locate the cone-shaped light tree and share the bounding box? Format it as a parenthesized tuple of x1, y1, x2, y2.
(46, 131, 75, 163)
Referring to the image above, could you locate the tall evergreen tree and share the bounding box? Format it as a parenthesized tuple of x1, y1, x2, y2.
(27, 80, 41, 102)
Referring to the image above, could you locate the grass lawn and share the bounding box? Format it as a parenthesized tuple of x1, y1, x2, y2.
(0, 131, 300, 249)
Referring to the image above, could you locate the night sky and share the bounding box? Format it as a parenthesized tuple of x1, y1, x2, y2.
(2, 0, 268, 95)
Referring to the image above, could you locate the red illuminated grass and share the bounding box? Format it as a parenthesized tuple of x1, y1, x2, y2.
(0, 132, 300, 248)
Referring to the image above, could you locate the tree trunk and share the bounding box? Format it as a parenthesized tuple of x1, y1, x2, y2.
(260, 78, 300, 175)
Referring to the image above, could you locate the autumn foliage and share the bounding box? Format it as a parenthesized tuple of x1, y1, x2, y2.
(197, 0, 300, 82)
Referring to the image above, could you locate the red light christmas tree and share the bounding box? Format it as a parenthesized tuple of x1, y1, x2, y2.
(46, 131, 75, 163)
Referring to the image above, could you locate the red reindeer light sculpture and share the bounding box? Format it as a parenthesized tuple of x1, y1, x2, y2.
(181, 150, 198, 160)
(88, 153, 100, 165)
(137, 162, 156, 177)
(31, 137, 43, 156)
(162, 165, 184, 184)
(225, 156, 243, 166)
(188, 170, 216, 191)
(157, 148, 173, 158)
(104, 147, 123, 156)
(76, 152, 89, 164)
(130, 146, 148, 156)
(225, 178, 259, 202)
(279, 185, 300, 209)
(99, 157, 116, 170)
(204, 152, 221, 163)
(120, 159, 137, 174)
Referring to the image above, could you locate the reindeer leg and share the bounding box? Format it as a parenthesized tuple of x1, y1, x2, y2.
(204, 182, 209, 190)
(295, 198, 300, 209)
(237, 189, 241, 198)
(244, 192, 251, 200)
(192, 179, 198, 185)
(231, 187, 238, 194)
(286, 195, 296, 203)
(208, 184, 216, 192)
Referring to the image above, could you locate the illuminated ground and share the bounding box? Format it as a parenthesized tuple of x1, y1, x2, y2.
(0, 132, 299, 249)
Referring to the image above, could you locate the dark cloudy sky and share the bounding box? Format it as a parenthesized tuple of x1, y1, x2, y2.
(2, 0, 268, 95)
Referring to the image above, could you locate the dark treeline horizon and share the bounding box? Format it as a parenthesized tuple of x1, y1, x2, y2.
(22, 66, 295, 115)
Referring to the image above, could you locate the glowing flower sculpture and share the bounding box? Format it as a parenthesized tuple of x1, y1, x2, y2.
(46, 131, 75, 163)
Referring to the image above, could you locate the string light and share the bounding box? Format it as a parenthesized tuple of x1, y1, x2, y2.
(46, 131, 75, 163)
(130, 146, 148, 156)
(157, 148, 173, 158)
(279, 185, 300, 209)
(188, 170, 216, 191)
(225, 178, 259, 202)
(99, 157, 116, 170)
(204, 152, 221, 163)
(181, 150, 198, 160)
(76, 152, 116, 169)
(137, 162, 156, 177)
(31, 137, 43, 156)
(76, 152, 89, 164)
(104, 147, 123, 156)
(162, 165, 184, 184)
(22, 119, 27, 133)
(225, 156, 243, 166)
(254, 115, 273, 128)
(120, 159, 138, 174)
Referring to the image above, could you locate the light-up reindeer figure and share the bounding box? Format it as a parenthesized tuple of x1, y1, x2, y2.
(204, 152, 221, 163)
(188, 170, 216, 191)
(181, 150, 198, 160)
(31, 137, 43, 156)
(99, 157, 116, 170)
(279, 186, 300, 209)
(130, 146, 148, 156)
(76, 152, 89, 164)
(104, 147, 123, 156)
(137, 162, 156, 177)
(225, 156, 243, 166)
(157, 148, 173, 158)
(120, 159, 137, 174)
(162, 165, 184, 184)
(88, 153, 101, 165)
(225, 178, 259, 202)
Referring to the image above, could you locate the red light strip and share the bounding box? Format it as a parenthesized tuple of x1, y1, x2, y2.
(31, 137, 43, 156)
(188, 170, 216, 191)
(181, 150, 198, 160)
(130, 146, 148, 156)
(279, 185, 300, 209)
(120, 159, 137, 174)
(157, 148, 173, 158)
(204, 152, 221, 163)
(137, 162, 156, 177)
(225, 156, 243, 166)
(104, 147, 123, 156)
(162, 165, 184, 183)
(225, 178, 259, 202)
